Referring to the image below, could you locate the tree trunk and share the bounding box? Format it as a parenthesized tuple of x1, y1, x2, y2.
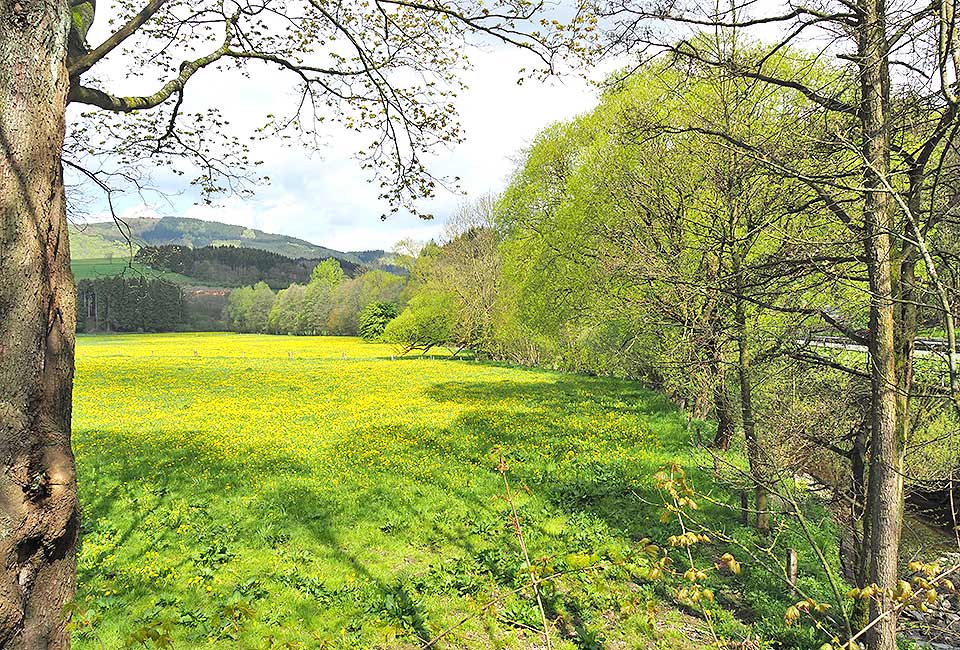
(734, 291, 768, 530)
(859, 0, 902, 647)
(707, 324, 734, 450)
(0, 0, 79, 647)
(697, 252, 734, 451)
(711, 360, 735, 451)
(843, 416, 871, 631)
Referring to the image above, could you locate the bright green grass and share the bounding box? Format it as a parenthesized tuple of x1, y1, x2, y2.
(71, 258, 204, 285)
(72, 334, 836, 649)
(69, 229, 137, 260)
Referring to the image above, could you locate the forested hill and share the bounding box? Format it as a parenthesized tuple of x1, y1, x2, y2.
(135, 244, 360, 288)
(69, 217, 390, 265)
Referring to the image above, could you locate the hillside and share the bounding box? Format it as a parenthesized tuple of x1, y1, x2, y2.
(69, 217, 390, 264)
(350, 249, 395, 264)
(71, 257, 204, 285)
(69, 228, 138, 259)
(136, 244, 360, 287)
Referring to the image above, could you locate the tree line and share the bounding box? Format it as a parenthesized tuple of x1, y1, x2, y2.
(223, 259, 405, 336)
(75, 259, 408, 337)
(75, 277, 235, 333)
(135, 244, 360, 288)
(76, 277, 184, 333)
(383, 46, 960, 649)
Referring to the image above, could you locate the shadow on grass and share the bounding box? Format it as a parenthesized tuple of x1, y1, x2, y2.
(422, 377, 699, 532)
(75, 371, 699, 649)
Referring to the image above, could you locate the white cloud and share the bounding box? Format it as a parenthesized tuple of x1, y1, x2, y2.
(70, 41, 601, 252)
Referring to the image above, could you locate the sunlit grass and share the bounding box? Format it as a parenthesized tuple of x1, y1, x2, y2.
(71, 258, 204, 285)
(72, 333, 807, 649)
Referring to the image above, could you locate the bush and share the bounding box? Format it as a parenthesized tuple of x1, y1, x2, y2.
(358, 301, 400, 341)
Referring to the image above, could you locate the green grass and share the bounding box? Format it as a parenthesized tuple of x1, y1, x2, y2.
(69, 229, 139, 260)
(72, 333, 841, 649)
(71, 257, 207, 285)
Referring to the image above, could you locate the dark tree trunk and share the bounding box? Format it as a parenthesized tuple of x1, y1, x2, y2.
(733, 288, 767, 530)
(706, 320, 734, 450)
(697, 252, 734, 451)
(0, 0, 79, 647)
(711, 360, 735, 451)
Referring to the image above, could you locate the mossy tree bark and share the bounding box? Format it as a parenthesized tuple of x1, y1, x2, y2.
(0, 0, 79, 647)
(859, 0, 902, 647)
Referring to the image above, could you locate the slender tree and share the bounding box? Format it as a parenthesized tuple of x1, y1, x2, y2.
(594, 1, 960, 646)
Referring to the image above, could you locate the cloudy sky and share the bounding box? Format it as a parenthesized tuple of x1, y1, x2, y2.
(70, 38, 603, 253)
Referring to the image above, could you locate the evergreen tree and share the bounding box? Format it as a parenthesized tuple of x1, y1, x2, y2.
(358, 302, 400, 341)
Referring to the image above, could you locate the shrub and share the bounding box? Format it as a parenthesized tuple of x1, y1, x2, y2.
(358, 301, 400, 341)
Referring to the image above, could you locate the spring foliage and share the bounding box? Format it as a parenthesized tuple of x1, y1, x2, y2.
(224, 260, 404, 336)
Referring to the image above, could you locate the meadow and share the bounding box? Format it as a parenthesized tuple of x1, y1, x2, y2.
(72, 334, 838, 649)
(71, 257, 202, 284)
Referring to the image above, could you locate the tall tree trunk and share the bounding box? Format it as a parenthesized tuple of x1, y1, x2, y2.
(700, 253, 734, 451)
(733, 289, 768, 530)
(895, 255, 916, 456)
(859, 0, 902, 647)
(0, 0, 79, 647)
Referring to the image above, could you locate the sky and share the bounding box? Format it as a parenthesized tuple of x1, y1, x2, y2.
(69, 40, 604, 253)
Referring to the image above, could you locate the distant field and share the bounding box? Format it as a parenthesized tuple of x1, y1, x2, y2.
(71, 257, 206, 285)
(71, 334, 833, 649)
(69, 229, 138, 260)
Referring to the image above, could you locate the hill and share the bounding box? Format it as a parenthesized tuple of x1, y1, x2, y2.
(70, 217, 359, 262)
(347, 249, 406, 275)
(135, 244, 360, 288)
(69, 228, 138, 259)
(349, 249, 395, 265)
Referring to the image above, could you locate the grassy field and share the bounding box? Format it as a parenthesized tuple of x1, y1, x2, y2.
(72, 334, 839, 649)
(69, 229, 139, 260)
(71, 257, 204, 285)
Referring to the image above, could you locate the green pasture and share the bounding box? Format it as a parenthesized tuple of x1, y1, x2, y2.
(72, 334, 839, 649)
(71, 257, 202, 285)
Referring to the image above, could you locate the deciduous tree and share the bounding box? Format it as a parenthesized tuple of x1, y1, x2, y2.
(593, 1, 960, 646)
(1, 0, 587, 638)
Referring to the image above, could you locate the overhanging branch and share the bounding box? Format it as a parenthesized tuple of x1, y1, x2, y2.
(68, 0, 170, 77)
(68, 17, 235, 111)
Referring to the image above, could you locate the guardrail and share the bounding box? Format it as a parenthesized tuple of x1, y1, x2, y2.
(798, 335, 953, 359)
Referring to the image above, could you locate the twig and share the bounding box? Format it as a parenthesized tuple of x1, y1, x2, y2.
(420, 563, 608, 649)
(498, 454, 552, 650)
